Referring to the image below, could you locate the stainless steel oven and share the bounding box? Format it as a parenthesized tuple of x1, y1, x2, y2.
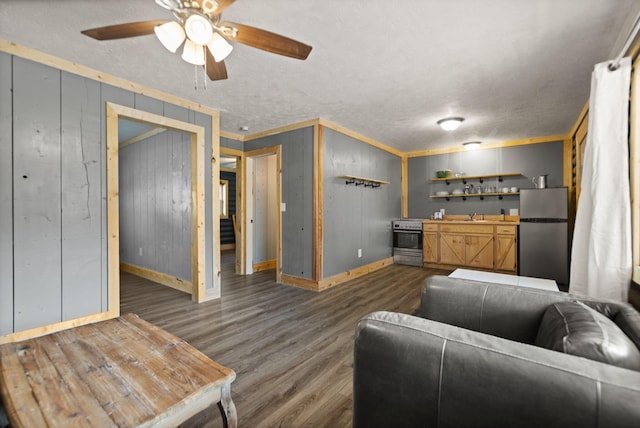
(392, 219, 423, 266)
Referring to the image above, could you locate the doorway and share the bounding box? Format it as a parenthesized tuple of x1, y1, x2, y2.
(105, 103, 207, 315)
(243, 146, 282, 282)
(219, 150, 241, 274)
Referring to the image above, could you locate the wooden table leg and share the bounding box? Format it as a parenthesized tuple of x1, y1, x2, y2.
(219, 382, 237, 428)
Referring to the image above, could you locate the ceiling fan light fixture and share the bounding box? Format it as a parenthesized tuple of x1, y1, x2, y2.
(437, 117, 465, 131)
(207, 33, 233, 62)
(185, 14, 214, 45)
(463, 141, 482, 150)
(154, 21, 185, 53)
(181, 39, 206, 65)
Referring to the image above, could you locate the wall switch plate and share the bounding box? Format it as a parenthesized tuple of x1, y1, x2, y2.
(358, 249, 362, 258)
(139, 247, 142, 256)
(281, 203, 286, 212)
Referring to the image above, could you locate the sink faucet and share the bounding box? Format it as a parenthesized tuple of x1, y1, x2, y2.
(468, 212, 477, 221)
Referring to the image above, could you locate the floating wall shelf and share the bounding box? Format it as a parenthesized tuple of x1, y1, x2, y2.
(337, 175, 390, 188)
(430, 192, 520, 201)
(431, 173, 522, 185)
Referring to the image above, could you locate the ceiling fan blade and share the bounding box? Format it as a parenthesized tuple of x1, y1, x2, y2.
(206, 49, 228, 80)
(81, 20, 167, 40)
(221, 22, 312, 60)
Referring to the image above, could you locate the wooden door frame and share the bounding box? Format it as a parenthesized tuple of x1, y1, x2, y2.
(242, 146, 282, 282)
(220, 147, 244, 274)
(106, 102, 206, 314)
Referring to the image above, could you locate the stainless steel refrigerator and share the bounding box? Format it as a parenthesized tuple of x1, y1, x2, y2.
(519, 187, 569, 285)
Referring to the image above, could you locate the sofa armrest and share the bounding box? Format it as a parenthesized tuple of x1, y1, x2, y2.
(416, 275, 574, 343)
(353, 311, 640, 428)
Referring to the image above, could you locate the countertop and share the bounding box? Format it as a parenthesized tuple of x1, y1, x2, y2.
(422, 215, 520, 225)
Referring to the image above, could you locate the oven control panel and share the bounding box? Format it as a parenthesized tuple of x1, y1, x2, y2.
(392, 220, 423, 231)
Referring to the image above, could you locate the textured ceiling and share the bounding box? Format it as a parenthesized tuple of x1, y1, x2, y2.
(1, 0, 639, 152)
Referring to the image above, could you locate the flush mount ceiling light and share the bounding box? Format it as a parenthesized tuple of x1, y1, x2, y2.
(437, 117, 465, 131)
(463, 141, 482, 150)
(81, 0, 312, 83)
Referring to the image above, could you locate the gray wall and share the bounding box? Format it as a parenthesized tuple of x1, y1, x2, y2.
(408, 141, 565, 219)
(0, 53, 218, 336)
(323, 128, 402, 278)
(221, 136, 244, 151)
(253, 155, 278, 263)
(119, 128, 192, 281)
(245, 127, 314, 279)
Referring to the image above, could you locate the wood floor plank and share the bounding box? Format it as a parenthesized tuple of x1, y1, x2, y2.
(121, 252, 450, 427)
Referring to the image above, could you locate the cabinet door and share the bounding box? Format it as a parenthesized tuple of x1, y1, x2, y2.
(465, 234, 494, 269)
(423, 232, 438, 263)
(495, 234, 517, 272)
(439, 233, 465, 265)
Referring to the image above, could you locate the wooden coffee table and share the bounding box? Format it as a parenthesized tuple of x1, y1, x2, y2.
(0, 313, 237, 427)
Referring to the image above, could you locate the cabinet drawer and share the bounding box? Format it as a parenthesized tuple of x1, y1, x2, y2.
(423, 223, 439, 232)
(495, 225, 517, 235)
(439, 224, 493, 234)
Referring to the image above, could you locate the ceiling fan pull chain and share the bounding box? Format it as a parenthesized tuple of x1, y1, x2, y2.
(203, 54, 208, 90)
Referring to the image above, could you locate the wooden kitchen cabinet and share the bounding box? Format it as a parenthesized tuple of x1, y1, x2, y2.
(439, 224, 494, 269)
(423, 223, 439, 263)
(465, 234, 494, 269)
(439, 232, 466, 265)
(423, 221, 517, 273)
(495, 225, 517, 273)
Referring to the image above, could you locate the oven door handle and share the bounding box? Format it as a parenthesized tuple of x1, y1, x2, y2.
(394, 230, 422, 234)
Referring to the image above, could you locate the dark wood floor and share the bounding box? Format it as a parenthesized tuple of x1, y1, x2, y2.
(120, 252, 450, 427)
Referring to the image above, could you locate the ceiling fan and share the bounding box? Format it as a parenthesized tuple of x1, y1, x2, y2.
(81, 0, 312, 81)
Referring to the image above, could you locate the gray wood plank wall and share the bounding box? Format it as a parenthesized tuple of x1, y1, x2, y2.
(253, 155, 278, 263)
(119, 129, 193, 281)
(245, 127, 314, 279)
(0, 53, 13, 335)
(0, 52, 217, 336)
(322, 128, 402, 278)
(13, 58, 63, 331)
(61, 72, 103, 320)
(408, 141, 565, 218)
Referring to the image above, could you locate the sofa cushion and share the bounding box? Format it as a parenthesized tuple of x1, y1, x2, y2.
(535, 301, 640, 370)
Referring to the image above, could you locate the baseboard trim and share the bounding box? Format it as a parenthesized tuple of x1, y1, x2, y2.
(253, 259, 276, 272)
(318, 257, 394, 291)
(279, 274, 319, 291)
(280, 257, 394, 292)
(0, 311, 116, 345)
(120, 263, 192, 295)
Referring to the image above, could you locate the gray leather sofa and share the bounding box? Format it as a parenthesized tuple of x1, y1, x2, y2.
(353, 275, 640, 427)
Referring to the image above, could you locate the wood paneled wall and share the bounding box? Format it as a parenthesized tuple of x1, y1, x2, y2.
(322, 127, 402, 279)
(407, 141, 565, 219)
(245, 127, 315, 280)
(0, 45, 220, 341)
(119, 129, 193, 282)
(3, 58, 106, 334)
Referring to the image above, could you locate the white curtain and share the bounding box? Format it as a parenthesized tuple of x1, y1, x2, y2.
(569, 57, 632, 301)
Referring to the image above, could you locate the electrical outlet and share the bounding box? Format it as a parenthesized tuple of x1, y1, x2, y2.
(358, 249, 362, 258)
